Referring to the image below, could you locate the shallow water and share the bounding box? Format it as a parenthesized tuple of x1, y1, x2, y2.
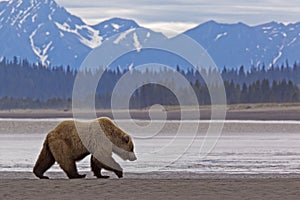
(1, 119, 300, 175)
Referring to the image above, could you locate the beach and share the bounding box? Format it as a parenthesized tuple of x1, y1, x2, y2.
(1, 105, 300, 199)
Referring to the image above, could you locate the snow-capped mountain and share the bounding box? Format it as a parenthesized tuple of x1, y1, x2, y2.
(0, 0, 101, 67)
(92, 18, 140, 40)
(183, 20, 300, 69)
(1, 0, 300, 70)
(0, 0, 166, 69)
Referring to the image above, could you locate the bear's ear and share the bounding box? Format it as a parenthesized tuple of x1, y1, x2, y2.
(123, 135, 130, 143)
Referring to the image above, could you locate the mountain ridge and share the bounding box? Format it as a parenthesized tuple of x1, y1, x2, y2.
(0, 0, 300, 70)
(0, 0, 165, 69)
(184, 20, 300, 69)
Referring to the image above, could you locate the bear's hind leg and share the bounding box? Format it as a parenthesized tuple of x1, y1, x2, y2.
(59, 159, 86, 179)
(49, 140, 86, 179)
(91, 155, 109, 179)
(33, 141, 55, 179)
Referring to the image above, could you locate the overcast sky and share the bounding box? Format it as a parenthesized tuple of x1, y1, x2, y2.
(54, 0, 300, 36)
(6, 0, 300, 36)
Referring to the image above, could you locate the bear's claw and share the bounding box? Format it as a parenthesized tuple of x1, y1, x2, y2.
(115, 171, 123, 178)
(68, 174, 86, 179)
(78, 174, 86, 178)
(39, 175, 49, 179)
(96, 175, 110, 179)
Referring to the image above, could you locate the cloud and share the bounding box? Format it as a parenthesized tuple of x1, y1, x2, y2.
(141, 22, 199, 38)
(2, 0, 300, 36)
(56, 0, 300, 24)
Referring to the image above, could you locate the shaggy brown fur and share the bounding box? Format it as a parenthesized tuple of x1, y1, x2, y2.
(33, 117, 136, 179)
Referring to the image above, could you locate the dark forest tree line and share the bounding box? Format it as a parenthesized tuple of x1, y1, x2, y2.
(0, 57, 300, 109)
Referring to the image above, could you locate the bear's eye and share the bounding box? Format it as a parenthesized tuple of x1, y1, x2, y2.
(123, 135, 130, 143)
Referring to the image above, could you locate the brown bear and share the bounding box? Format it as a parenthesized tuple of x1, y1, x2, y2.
(33, 117, 136, 179)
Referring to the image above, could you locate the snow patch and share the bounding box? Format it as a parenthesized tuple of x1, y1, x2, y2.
(19, 12, 31, 25)
(11, 7, 15, 14)
(55, 22, 70, 31)
(288, 37, 297, 46)
(50, 7, 56, 12)
(104, 24, 109, 29)
(32, 14, 37, 23)
(0, 9, 5, 16)
(55, 22, 102, 48)
(281, 32, 287, 37)
(272, 45, 284, 66)
(21, 1, 35, 20)
(48, 4, 56, 21)
(133, 32, 142, 52)
(256, 61, 261, 67)
(214, 32, 228, 41)
(76, 25, 102, 48)
(11, 10, 23, 26)
(146, 32, 151, 38)
(128, 63, 134, 71)
(42, 41, 52, 57)
(262, 26, 272, 30)
(29, 24, 52, 66)
(111, 23, 121, 30)
(16, 0, 22, 8)
(113, 28, 135, 44)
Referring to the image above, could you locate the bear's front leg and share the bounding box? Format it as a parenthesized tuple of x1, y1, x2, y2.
(114, 170, 123, 178)
(91, 155, 110, 179)
(92, 156, 123, 178)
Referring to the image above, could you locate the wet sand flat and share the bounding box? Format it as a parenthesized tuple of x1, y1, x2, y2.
(1, 177, 300, 200)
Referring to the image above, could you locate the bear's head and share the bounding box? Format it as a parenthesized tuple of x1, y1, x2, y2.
(99, 117, 137, 161)
(112, 134, 137, 161)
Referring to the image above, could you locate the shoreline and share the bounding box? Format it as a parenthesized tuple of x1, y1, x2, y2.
(2, 171, 300, 180)
(0, 103, 300, 120)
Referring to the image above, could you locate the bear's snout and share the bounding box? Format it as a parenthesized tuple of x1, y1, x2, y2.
(129, 153, 137, 161)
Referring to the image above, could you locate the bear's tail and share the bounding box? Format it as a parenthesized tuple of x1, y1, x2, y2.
(33, 136, 55, 179)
